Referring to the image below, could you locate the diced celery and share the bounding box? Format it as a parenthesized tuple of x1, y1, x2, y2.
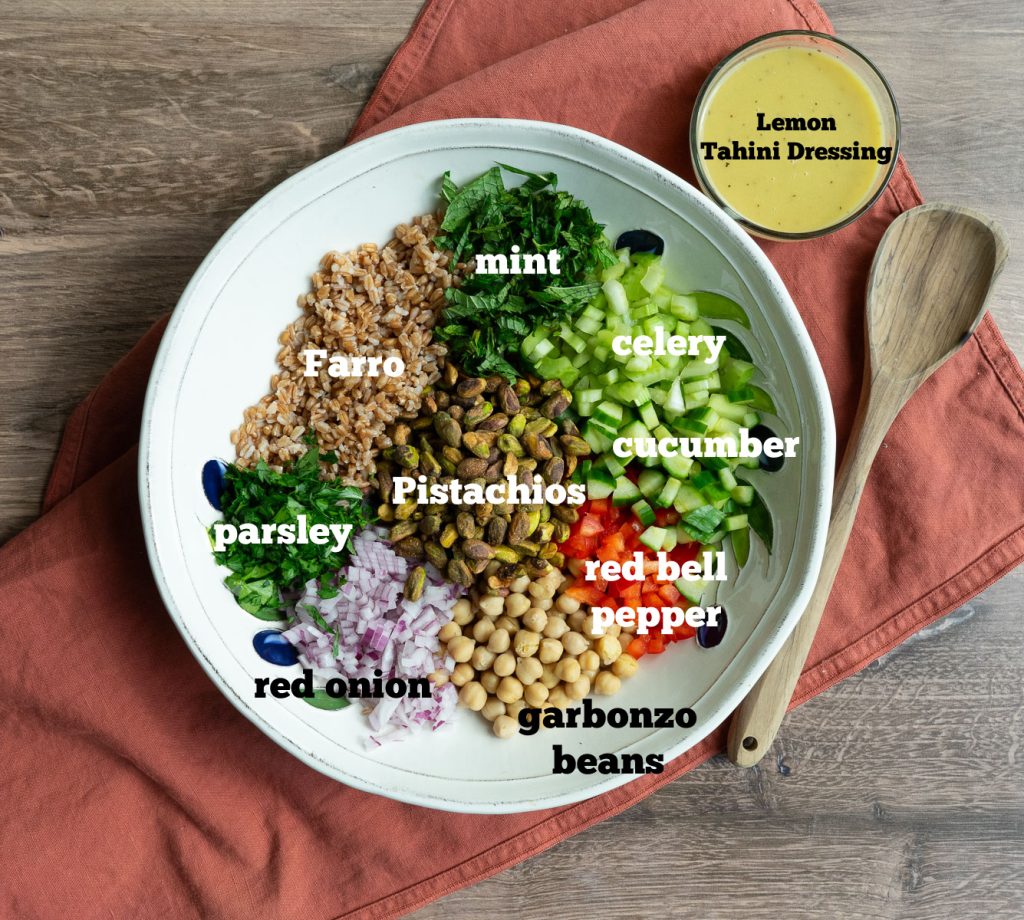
(603, 277, 630, 315)
(670, 293, 699, 321)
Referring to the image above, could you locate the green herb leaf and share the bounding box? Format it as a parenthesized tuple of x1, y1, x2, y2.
(211, 446, 370, 617)
(434, 164, 615, 379)
(683, 505, 726, 535)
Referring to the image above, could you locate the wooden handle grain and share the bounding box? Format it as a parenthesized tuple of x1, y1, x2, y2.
(727, 380, 910, 766)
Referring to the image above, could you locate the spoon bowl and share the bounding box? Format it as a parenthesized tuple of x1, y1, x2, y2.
(868, 204, 1008, 384)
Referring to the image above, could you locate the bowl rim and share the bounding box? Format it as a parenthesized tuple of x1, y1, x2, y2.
(138, 117, 836, 812)
(689, 29, 902, 241)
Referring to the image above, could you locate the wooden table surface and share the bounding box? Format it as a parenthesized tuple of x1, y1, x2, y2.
(2, 1, 1021, 917)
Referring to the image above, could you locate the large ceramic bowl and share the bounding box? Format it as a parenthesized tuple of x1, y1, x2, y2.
(140, 118, 834, 813)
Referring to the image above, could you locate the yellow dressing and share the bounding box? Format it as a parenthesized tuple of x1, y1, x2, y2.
(697, 46, 887, 234)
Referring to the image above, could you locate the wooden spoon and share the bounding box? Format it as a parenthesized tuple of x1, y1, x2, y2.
(727, 203, 1008, 767)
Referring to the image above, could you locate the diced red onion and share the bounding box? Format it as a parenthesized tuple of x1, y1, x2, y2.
(282, 526, 462, 745)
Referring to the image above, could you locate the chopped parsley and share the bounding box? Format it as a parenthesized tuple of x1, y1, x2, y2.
(211, 443, 371, 619)
(434, 164, 615, 379)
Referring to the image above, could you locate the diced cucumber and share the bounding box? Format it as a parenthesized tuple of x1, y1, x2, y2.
(724, 514, 748, 532)
(612, 475, 642, 506)
(582, 421, 613, 454)
(631, 499, 656, 526)
(637, 468, 667, 500)
(639, 526, 667, 551)
(603, 454, 627, 478)
(638, 401, 659, 428)
(748, 385, 777, 415)
(719, 357, 755, 392)
(593, 400, 623, 429)
(661, 454, 694, 480)
(672, 482, 706, 514)
(655, 477, 681, 509)
(731, 484, 755, 506)
(664, 378, 685, 416)
(675, 577, 705, 604)
(586, 468, 616, 500)
(718, 468, 738, 492)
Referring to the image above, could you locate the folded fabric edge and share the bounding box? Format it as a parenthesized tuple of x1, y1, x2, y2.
(346, 0, 458, 143)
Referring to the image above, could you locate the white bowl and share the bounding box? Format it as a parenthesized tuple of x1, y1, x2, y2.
(140, 118, 834, 813)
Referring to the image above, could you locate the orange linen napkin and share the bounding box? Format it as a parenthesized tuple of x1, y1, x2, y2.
(2, 1, 1023, 918)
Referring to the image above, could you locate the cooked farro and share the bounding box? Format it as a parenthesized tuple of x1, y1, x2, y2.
(231, 213, 461, 486)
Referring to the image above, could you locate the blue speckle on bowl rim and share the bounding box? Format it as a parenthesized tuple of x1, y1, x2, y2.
(202, 459, 229, 510)
(253, 629, 300, 666)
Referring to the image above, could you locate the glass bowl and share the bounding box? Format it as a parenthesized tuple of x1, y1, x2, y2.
(690, 30, 900, 241)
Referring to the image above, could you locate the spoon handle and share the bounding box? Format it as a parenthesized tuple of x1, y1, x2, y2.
(726, 376, 911, 766)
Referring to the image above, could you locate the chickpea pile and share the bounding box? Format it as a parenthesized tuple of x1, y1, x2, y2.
(431, 560, 639, 738)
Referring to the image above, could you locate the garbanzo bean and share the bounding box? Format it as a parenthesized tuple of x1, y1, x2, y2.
(481, 696, 506, 721)
(522, 609, 548, 633)
(611, 653, 639, 679)
(566, 674, 591, 701)
(492, 715, 518, 739)
(459, 681, 487, 710)
(581, 615, 602, 640)
(578, 649, 600, 676)
(547, 686, 570, 709)
(555, 593, 580, 614)
(538, 637, 563, 664)
(428, 669, 449, 687)
(540, 663, 560, 689)
(513, 629, 541, 657)
(596, 634, 622, 665)
(554, 658, 581, 683)
(448, 635, 475, 662)
(515, 657, 543, 685)
(528, 579, 555, 600)
(450, 662, 474, 687)
(497, 676, 524, 703)
(504, 593, 531, 618)
(487, 627, 511, 654)
(568, 610, 586, 631)
(480, 669, 500, 693)
(543, 616, 570, 640)
(509, 574, 530, 593)
(495, 615, 519, 635)
(594, 671, 621, 696)
(493, 651, 516, 677)
(471, 646, 496, 671)
(477, 595, 504, 617)
(533, 597, 554, 611)
(437, 621, 461, 643)
(561, 631, 588, 656)
(524, 682, 549, 707)
(472, 618, 496, 644)
(505, 699, 527, 721)
(452, 598, 474, 625)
